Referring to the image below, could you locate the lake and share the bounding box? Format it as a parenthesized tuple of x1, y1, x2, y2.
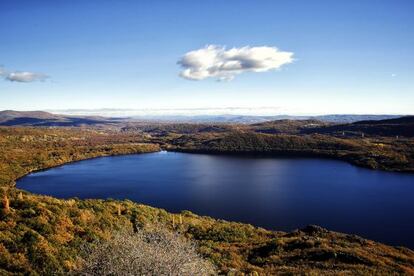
(17, 151, 414, 248)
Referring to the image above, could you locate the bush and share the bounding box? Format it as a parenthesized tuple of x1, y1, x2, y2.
(75, 227, 216, 276)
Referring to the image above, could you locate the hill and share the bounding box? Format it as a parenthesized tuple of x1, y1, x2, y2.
(1, 127, 413, 274)
(249, 119, 330, 134)
(0, 110, 62, 121)
(0, 110, 122, 127)
(304, 116, 414, 137)
(0, 110, 404, 126)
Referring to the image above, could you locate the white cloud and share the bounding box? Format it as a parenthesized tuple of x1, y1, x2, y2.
(0, 67, 6, 76)
(178, 45, 294, 81)
(0, 66, 49, 83)
(5, 71, 48, 82)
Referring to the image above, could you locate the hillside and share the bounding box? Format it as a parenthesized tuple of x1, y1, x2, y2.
(304, 116, 414, 137)
(247, 116, 414, 138)
(0, 110, 62, 120)
(1, 127, 414, 274)
(0, 110, 122, 127)
(249, 119, 330, 134)
(170, 130, 414, 172)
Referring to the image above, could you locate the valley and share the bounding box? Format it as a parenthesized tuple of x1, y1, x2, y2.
(1, 114, 414, 274)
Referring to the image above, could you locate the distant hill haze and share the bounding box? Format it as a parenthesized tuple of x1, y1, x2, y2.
(0, 110, 412, 137)
(0, 110, 405, 125)
(0, 110, 121, 127)
(0, 110, 62, 121)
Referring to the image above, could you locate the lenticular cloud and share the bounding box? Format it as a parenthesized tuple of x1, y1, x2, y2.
(178, 45, 294, 81)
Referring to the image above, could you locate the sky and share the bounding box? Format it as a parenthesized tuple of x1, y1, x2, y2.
(0, 0, 413, 115)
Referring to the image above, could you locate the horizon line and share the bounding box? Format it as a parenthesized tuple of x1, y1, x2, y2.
(0, 108, 410, 118)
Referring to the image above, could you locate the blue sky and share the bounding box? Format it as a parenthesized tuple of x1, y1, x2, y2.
(0, 0, 413, 115)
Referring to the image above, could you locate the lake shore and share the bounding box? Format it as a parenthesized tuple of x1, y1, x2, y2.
(2, 127, 414, 274)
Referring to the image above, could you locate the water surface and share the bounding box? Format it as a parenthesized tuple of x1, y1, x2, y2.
(17, 152, 414, 248)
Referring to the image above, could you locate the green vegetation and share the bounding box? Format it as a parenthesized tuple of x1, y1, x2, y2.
(171, 131, 414, 172)
(119, 117, 414, 172)
(1, 126, 414, 274)
(0, 127, 160, 187)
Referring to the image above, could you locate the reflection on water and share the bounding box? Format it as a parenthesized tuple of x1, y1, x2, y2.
(17, 152, 414, 248)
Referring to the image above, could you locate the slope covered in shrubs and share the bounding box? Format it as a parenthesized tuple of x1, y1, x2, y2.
(1, 127, 414, 274)
(173, 131, 414, 172)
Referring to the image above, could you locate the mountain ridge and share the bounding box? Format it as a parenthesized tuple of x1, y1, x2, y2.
(0, 110, 405, 126)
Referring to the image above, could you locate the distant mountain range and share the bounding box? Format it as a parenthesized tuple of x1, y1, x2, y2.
(0, 110, 122, 127)
(126, 114, 401, 124)
(0, 110, 406, 126)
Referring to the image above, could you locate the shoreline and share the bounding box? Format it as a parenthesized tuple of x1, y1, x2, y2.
(14, 147, 414, 188)
(14, 149, 414, 249)
(171, 147, 414, 174)
(11, 144, 161, 187)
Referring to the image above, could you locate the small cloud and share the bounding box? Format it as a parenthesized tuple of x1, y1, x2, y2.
(391, 73, 397, 77)
(6, 71, 48, 82)
(178, 45, 294, 81)
(0, 67, 6, 76)
(0, 66, 49, 83)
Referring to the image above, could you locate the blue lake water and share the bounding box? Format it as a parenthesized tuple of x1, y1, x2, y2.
(17, 152, 414, 248)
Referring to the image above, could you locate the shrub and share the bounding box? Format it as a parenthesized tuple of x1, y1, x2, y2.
(75, 227, 216, 276)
